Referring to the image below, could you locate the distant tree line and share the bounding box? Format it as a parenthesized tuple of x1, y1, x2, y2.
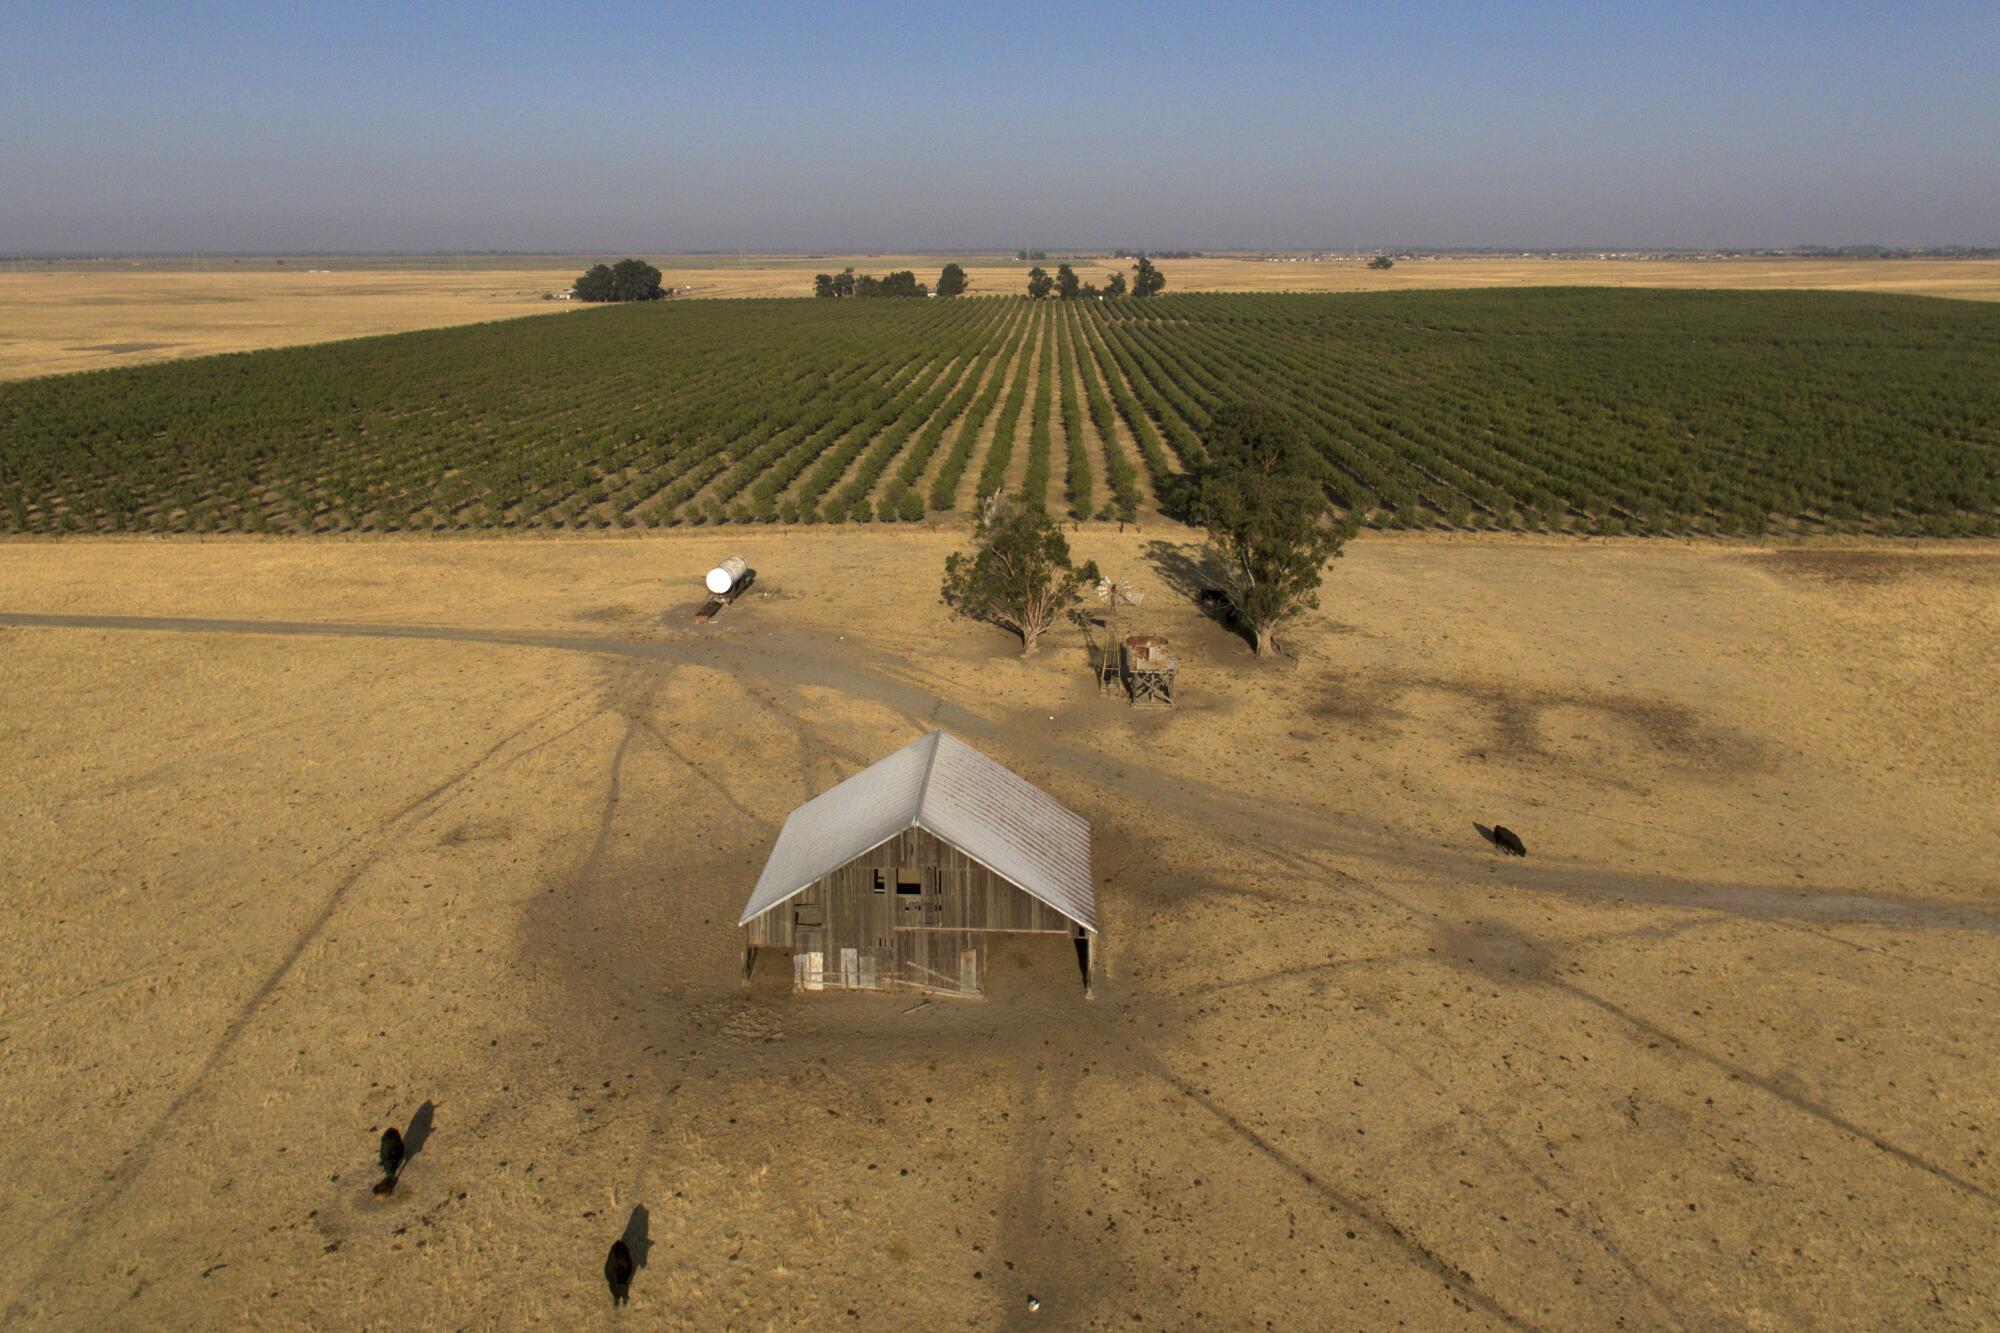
(573, 259, 665, 302)
(1026, 258, 1160, 300)
(815, 264, 968, 299)
(1113, 249, 1201, 260)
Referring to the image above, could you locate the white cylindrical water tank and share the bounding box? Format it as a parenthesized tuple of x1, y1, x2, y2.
(705, 555, 748, 595)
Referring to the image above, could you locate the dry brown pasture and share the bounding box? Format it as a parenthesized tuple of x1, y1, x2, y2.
(1, 528, 1996, 1328)
(6, 254, 2000, 380)
(0, 267, 583, 381)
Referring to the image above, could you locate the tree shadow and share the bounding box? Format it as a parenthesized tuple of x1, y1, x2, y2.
(1141, 539, 1252, 649)
(620, 1204, 651, 1269)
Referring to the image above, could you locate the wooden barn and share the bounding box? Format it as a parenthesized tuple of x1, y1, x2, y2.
(738, 731, 1096, 998)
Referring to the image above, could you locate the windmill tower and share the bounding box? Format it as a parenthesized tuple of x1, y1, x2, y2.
(1092, 575, 1143, 693)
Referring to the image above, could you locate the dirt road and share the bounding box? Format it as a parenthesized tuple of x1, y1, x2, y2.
(1, 529, 1994, 1327)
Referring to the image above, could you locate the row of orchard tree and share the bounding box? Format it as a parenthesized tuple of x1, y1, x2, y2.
(1027, 257, 1164, 300)
(814, 265, 970, 299)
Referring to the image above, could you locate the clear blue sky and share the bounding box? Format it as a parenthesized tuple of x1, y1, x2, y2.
(3, 0, 1995, 253)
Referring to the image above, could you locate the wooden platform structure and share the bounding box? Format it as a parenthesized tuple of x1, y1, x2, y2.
(1121, 635, 1178, 707)
(738, 732, 1096, 998)
(1083, 577, 1175, 707)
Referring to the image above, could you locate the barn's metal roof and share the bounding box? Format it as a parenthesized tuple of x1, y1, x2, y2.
(737, 731, 1096, 932)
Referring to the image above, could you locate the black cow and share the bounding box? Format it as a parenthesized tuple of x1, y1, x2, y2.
(1493, 825, 1527, 857)
(372, 1128, 404, 1197)
(605, 1239, 635, 1305)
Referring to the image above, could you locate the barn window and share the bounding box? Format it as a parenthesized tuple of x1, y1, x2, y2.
(794, 904, 824, 928)
(896, 873, 922, 896)
(871, 870, 886, 894)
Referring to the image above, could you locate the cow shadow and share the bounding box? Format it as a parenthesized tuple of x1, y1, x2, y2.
(1473, 822, 1499, 848)
(620, 1204, 651, 1269)
(403, 1100, 435, 1160)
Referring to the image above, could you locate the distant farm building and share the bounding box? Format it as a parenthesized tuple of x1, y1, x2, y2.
(738, 732, 1096, 997)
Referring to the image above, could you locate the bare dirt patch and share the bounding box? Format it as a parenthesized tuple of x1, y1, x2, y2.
(1313, 668, 1771, 784)
(0, 529, 1995, 1328)
(1747, 547, 2000, 587)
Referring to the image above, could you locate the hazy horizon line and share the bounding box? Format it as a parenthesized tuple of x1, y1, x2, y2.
(8, 242, 1999, 262)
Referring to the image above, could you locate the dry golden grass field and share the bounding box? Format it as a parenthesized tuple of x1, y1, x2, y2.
(1, 528, 1996, 1327)
(6, 254, 1999, 380)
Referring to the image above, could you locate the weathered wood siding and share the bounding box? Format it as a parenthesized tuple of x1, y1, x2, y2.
(745, 826, 1074, 993)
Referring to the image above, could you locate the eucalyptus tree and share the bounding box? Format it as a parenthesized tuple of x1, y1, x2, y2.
(1189, 402, 1351, 656)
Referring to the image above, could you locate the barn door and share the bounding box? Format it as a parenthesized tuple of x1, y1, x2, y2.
(793, 930, 825, 991)
(895, 931, 981, 996)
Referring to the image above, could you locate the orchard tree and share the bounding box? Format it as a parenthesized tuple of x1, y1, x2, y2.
(1131, 256, 1166, 297)
(1055, 264, 1081, 299)
(942, 499, 1099, 656)
(1189, 402, 1352, 657)
(936, 262, 968, 297)
(1026, 266, 1054, 300)
(1103, 270, 1127, 297)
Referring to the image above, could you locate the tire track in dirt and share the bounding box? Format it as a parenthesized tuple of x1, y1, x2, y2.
(9, 610, 1994, 936)
(636, 715, 769, 829)
(1122, 1048, 1541, 1331)
(1271, 846, 2000, 1212)
(1355, 1021, 1692, 1329)
(1, 691, 588, 1321)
